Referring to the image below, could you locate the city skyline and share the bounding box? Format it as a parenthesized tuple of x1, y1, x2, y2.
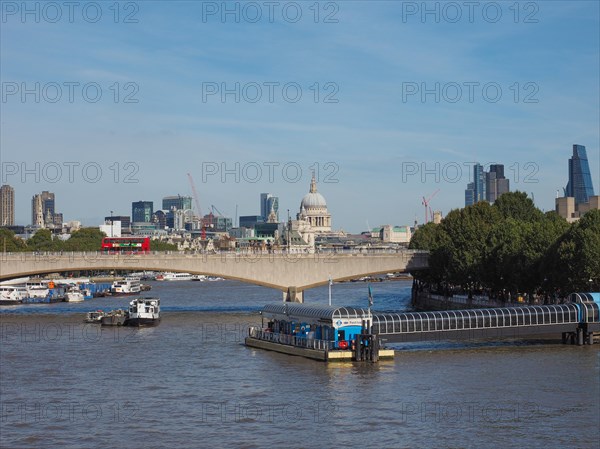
(1, 2, 599, 232)
(3, 143, 600, 231)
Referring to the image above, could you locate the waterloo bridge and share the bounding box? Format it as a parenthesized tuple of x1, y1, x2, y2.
(0, 250, 429, 302)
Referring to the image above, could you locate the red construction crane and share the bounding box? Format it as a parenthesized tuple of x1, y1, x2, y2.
(422, 189, 440, 224)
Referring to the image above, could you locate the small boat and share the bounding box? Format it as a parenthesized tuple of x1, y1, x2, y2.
(0, 285, 28, 305)
(85, 310, 106, 323)
(101, 309, 128, 326)
(65, 286, 84, 303)
(126, 297, 160, 327)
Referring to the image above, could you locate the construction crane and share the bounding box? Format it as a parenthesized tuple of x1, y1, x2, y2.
(211, 204, 226, 217)
(422, 189, 440, 224)
(187, 173, 207, 239)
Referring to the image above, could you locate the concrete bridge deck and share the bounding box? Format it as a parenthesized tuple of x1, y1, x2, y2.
(0, 250, 428, 301)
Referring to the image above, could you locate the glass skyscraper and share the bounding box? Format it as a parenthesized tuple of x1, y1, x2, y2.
(565, 144, 595, 205)
(162, 195, 193, 211)
(260, 193, 279, 221)
(132, 201, 153, 223)
(465, 163, 509, 206)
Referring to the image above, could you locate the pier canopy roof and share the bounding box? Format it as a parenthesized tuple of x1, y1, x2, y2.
(568, 292, 600, 304)
(262, 303, 370, 324)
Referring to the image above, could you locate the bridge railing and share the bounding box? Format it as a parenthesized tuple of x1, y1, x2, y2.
(249, 326, 334, 351)
(0, 249, 428, 258)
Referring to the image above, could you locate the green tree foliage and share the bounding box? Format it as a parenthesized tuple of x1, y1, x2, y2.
(27, 229, 59, 251)
(409, 192, 591, 295)
(408, 222, 439, 251)
(434, 202, 501, 287)
(493, 191, 544, 222)
(544, 210, 600, 292)
(0, 228, 27, 252)
(150, 240, 179, 251)
(62, 228, 106, 251)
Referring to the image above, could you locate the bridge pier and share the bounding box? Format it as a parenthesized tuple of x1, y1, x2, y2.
(284, 287, 304, 303)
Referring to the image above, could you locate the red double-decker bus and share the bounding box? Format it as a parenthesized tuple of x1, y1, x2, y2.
(101, 237, 151, 254)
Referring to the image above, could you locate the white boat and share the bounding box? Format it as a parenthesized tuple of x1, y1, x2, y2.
(0, 285, 28, 305)
(156, 272, 194, 281)
(26, 281, 50, 299)
(111, 279, 141, 296)
(126, 297, 160, 327)
(65, 286, 84, 303)
(191, 275, 206, 281)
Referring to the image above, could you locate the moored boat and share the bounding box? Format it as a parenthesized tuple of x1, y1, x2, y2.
(23, 281, 65, 303)
(101, 309, 128, 326)
(0, 285, 28, 305)
(156, 272, 193, 281)
(85, 310, 106, 323)
(126, 297, 160, 327)
(111, 279, 141, 296)
(65, 286, 85, 303)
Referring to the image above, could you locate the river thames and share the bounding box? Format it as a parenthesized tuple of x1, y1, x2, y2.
(1, 280, 598, 448)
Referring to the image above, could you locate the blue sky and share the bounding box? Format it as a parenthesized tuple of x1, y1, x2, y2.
(1, 1, 599, 232)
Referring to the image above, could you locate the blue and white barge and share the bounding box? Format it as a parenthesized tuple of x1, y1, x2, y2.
(245, 303, 394, 362)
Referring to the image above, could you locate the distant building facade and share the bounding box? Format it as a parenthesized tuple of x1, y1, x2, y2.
(556, 195, 600, 223)
(132, 201, 153, 223)
(0, 185, 15, 227)
(380, 225, 411, 244)
(31, 194, 44, 227)
(239, 215, 264, 229)
(260, 193, 279, 222)
(465, 164, 509, 206)
(162, 195, 193, 212)
(105, 215, 131, 233)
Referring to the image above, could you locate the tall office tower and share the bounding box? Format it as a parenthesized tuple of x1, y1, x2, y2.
(260, 193, 279, 221)
(132, 201, 154, 223)
(40, 191, 55, 221)
(0, 185, 15, 226)
(565, 144, 595, 205)
(260, 193, 270, 220)
(485, 171, 498, 203)
(486, 164, 510, 203)
(489, 164, 504, 179)
(473, 164, 486, 203)
(465, 182, 475, 207)
(32, 194, 44, 227)
(162, 195, 193, 211)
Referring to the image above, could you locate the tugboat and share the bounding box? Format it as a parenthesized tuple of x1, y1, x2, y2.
(126, 297, 160, 327)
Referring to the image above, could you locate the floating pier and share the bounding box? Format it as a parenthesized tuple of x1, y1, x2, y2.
(246, 293, 600, 362)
